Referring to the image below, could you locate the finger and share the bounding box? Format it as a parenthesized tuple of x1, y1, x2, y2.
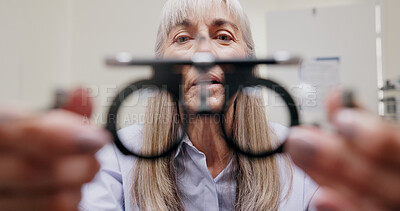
(286, 127, 400, 207)
(311, 187, 354, 211)
(286, 127, 354, 187)
(325, 88, 362, 121)
(0, 188, 81, 211)
(324, 88, 400, 165)
(326, 87, 347, 116)
(61, 87, 93, 118)
(0, 110, 110, 158)
(312, 187, 381, 211)
(0, 105, 31, 123)
(53, 154, 100, 186)
(0, 154, 99, 190)
(334, 109, 400, 167)
(0, 155, 51, 190)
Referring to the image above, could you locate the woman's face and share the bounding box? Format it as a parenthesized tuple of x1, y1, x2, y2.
(162, 6, 248, 113)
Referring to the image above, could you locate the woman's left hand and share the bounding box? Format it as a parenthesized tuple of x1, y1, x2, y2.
(286, 90, 400, 211)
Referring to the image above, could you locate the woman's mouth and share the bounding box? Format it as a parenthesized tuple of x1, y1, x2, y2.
(192, 74, 223, 87)
(193, 80, 221, 86)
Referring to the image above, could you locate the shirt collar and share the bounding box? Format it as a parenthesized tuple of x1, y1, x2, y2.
(174, 134, 192, 158)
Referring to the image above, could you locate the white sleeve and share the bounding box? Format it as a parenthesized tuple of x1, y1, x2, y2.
(79, 143, 124, 211)
(269, 122, 320, 211)
(304, 173, 319, 211)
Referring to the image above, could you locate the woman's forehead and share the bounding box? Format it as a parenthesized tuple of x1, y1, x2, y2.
(171, 6, 239, 30)
(156, 0, 253, 56)
(185, 6, 230, 22)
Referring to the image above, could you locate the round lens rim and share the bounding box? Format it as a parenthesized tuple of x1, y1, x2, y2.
(106, 80, 188, 159)
(219, 78, 299, 158)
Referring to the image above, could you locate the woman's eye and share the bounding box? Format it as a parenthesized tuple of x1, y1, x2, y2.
(215, 34, 233, 43)
(175, 36, 190, 44)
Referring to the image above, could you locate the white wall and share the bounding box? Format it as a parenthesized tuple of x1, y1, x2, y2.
(241, 0, 370, 58)
(382, 0, 400, 80)
(0, 0, 71, 108)
(69, 0, 163, 123)
(265, 1, 379, 126)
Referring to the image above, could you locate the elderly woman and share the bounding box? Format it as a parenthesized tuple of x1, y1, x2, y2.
(2, 0, 400, 211)
(79, 0, 317, 210)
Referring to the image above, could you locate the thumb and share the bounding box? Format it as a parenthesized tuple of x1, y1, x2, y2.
(311, 187, 348, 211)
(325, 88, 363, 121)
(61, 87, 93, 117)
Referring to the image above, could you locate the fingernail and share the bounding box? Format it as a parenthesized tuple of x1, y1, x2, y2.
(286, 128, 318, 169)
(341, 89, 356, 108)
(52, 88, 68, 109)
(75, 129, 110, 153)
(310, 122, 321, 128)
(334, 109, 357, 140)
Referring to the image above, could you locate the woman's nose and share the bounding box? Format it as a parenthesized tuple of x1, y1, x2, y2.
(195, 35, 212, 53)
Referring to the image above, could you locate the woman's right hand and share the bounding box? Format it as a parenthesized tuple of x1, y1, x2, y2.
(286, 89, 400, 211)
(0, 88, 110, 211)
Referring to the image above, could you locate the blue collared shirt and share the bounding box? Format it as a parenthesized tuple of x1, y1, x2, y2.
(79, 123, 318, 211)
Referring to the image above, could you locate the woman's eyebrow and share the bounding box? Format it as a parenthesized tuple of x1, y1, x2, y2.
(175, 19, 193, 27)
(211, 19, 239, 31)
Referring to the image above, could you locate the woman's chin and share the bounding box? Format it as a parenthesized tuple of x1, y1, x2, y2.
(184, 85, 225, 114)
(207, 98, 225, 112)
(184, 97, 225, 114)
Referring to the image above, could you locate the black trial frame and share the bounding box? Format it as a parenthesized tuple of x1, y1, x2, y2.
(105, 54, 300, 159)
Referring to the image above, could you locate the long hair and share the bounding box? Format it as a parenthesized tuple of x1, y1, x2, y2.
(133, 0, 292, 210)
(133, 92, 184, 210)
(232, 93, 282, 211)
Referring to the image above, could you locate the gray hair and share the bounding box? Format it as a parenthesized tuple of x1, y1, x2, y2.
(155, 0, 255, 57)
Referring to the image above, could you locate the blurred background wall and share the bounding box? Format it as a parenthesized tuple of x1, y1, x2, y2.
(0, 0, 399, 124)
